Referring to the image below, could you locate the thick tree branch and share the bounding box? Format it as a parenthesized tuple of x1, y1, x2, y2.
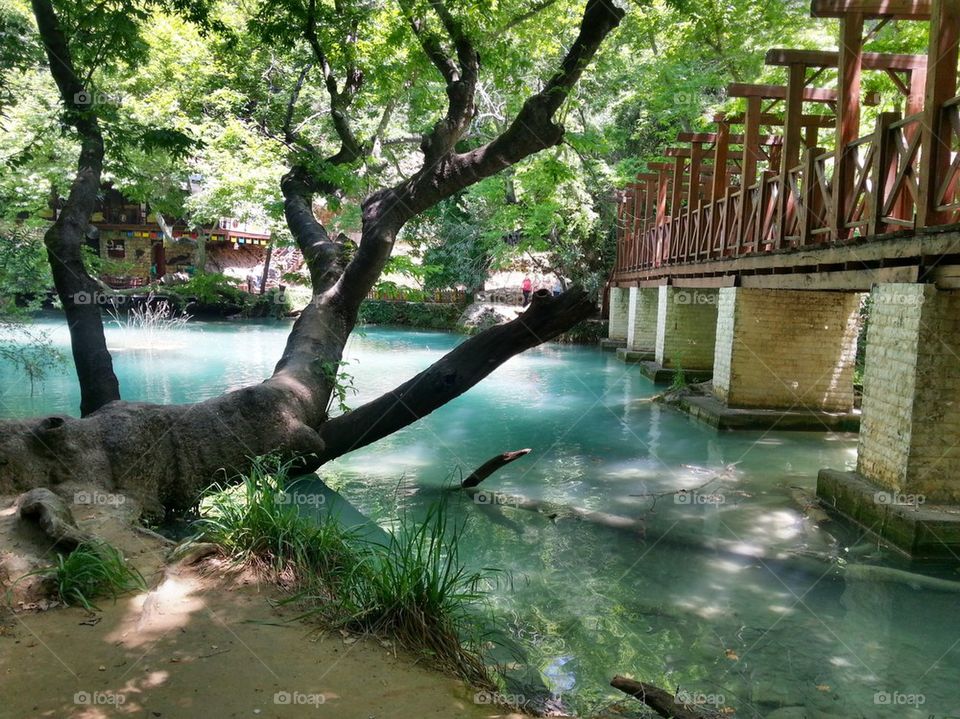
(331, 0, 621, 316)
(304, 0, 364, 164)
(31, 0, 121, 417)
(312, 289, 593, 466)
(398, 0, 479, 162)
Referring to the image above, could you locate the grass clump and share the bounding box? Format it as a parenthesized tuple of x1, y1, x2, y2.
(328, 503, 493, 685)
(20, 542, 146, 610)
(192, 456, 359, 586)
(670, 351, 688, 392)
(192, 456, 496, 686)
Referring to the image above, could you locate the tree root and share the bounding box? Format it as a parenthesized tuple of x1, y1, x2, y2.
(16, 488, 92, 550)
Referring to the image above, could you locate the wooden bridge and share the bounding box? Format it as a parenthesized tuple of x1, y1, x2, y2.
(612, 0, 960, 291)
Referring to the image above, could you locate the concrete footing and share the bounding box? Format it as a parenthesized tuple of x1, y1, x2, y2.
(817, 469, 960, 559)
(639, 361, 712, 385)
(616, 348, 655, 364)
(599, 338, 626, 352)
(676, 393, 860, 431)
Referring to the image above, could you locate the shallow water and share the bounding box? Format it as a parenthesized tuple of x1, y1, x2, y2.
(3, 317, 959, 718)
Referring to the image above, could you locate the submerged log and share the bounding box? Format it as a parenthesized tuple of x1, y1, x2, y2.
(461, 448, 532, 488)
(611, 676, 708, 719)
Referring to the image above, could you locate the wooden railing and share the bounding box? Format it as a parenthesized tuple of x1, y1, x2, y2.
(614, 99, 960, 277)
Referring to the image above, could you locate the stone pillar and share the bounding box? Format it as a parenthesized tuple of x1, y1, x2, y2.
(654, 287, 719, 370)
(627, 287, 658, 351)
(608, 286, 629, 341)
(712, 288, 861, 410)
(857, 284, 960, 503)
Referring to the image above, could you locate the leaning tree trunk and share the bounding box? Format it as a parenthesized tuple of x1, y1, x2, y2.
(1, 0, 622, 517)
(0, 288, 592, 517)
(32, 0, 121, 417)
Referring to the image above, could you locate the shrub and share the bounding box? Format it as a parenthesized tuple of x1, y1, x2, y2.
(358, 300, 462, 330)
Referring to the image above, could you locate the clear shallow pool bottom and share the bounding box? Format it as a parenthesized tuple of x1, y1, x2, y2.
(2, 317, 958, 718)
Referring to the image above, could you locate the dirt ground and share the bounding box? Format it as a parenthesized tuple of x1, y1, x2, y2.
(0, 496, 522, 719)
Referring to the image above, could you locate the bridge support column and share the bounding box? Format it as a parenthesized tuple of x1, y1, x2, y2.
(601, 286, 629, 350)
(671, 288, 861, 430)
(618, 287, 659, 363)
(639, 287, 718, 383)
(713, 288, 861, 411)
(819, 284, 960, 558)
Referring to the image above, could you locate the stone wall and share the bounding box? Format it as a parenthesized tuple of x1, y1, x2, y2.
(712, 288, 861, 411)
(858, 284, 960, 501)
(608, 287, 629, 341)
(655, 287, 719, 370)
(627, 287, 658, 351)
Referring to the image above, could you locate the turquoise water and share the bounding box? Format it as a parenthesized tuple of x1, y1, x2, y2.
(2, 317, 959, 718)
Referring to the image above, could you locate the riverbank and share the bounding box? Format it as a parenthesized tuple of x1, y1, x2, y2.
(0, 496, 523, 719)
(358, 298, 607, 344)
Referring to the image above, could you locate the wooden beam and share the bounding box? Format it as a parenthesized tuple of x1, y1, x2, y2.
(810, 0, 932, 20)
(716, 112, 836, 127)
(675, 132, 784, 146)
(728, 82, 880, 105)
(765, 48, 927, 71)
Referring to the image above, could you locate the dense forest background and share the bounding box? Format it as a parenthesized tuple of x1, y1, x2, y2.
(0, 0, 929, 315)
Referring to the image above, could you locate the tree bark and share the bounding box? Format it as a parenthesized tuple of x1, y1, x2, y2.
(461, 449, 531, 488)
(31, 0, 121, 417)
(611, 676, 709, 719)
(0, 0, 623, 517)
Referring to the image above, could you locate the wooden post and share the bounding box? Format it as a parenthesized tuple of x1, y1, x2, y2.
(917, 0, 960, 228)
(799, 147, 824, 246)
(777, 63, 807, 248)
(259, 241, 273, 295)
(868, 112, 901, 236)
(738, 96, 762, 254)
(832, 12, 865, 240)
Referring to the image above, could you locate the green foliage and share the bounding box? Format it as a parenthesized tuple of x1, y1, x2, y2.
(193, 457, 495, 685)
(26, 542, 146, 610)
(554, 319, 607, 345)
(670, 352, 687, 392)
(168, 272, 245, 305)
(331, 502, 493, 686)
(0, 224, 64, 388)
(193, 456, 359, 578)
(358, 300, 462, 330)
(320, 360, 358, 416)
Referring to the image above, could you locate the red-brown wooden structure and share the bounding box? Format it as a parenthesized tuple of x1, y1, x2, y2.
(612, 1, 960, 290)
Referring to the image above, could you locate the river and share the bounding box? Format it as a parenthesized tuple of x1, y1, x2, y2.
(2, 317, 957, 718)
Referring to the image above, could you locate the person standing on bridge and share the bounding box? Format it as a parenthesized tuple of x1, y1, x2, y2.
(521, 276, 533, 306)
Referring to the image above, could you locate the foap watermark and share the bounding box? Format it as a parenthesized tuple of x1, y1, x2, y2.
(473, 490, 522, 508)
(874, 491, 925, 508)
(276, 490, 325, 508)
(672, 90, 724, 107)
(674, 290, 717, 306)
(874, 690, 925, 706)
(73, 90, 126, 107)
(274, 691, 326, 707)
(74, 691, 126, 706)
(75, 490, 126, 507)
(474, 690, 529, 708)
(675, 689, 725, 708)
(72, 291, 127, 306)
(675, 490, 725, 506)
(874, 291, 924, 307)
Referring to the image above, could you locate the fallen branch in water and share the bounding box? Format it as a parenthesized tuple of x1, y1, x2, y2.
(461, 448, 532, 488)
(611, 676, 708, 719)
